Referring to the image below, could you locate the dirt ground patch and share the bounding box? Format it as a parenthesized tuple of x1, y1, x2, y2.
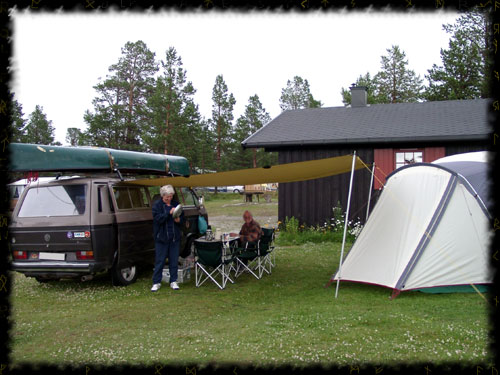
(203, 198, 278, 234)
(208, 213, 278, 233)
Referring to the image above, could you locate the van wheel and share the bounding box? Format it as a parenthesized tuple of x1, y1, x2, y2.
(111, 264, 138, 286)
(180, 237, 195, 258)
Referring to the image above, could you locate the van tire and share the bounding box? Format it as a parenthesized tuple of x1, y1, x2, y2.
(111, 264, 138, 286)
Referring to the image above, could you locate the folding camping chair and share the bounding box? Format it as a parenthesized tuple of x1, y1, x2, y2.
(194, 239, 236, 290)
(233, 240, 261, 280)
(266, 228, 277, 268)
(254, 227, 276, 278)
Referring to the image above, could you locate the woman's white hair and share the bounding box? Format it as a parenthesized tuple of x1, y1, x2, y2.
(160, 185, 175, 197)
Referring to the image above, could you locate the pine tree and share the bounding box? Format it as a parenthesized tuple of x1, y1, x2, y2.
(65, 127, 87, 146)
(196, 119, 216, 173)
(84, 75, 125, 149)
(210, 75, 236, 172)
(279, 76, 322, 111)
(143, 46, 201, 159)
(84, 41, 158, 150)
(425, 9, 491, 101)
(233, 95, 273, 168)
(10, 98, 26, 143)
(373, 45, 424, 103)
(340, 73, 379, 106)
(24, 105, 56, 145)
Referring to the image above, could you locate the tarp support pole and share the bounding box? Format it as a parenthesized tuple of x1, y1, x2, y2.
(365, 162, 375, 222)
(335, 151, 357, 299)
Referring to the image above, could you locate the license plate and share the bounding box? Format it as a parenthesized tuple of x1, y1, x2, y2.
(39, 252, 65, 261)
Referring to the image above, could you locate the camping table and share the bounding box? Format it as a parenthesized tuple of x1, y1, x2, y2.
(194, 235, 239, 260)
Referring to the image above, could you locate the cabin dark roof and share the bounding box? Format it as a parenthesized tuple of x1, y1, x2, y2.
(242, 99, 491, 148)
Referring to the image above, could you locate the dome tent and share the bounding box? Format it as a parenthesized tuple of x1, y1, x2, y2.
(332, 151, 492, 298)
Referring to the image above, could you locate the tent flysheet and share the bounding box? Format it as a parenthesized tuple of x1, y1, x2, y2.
(331, 153, 492, 299)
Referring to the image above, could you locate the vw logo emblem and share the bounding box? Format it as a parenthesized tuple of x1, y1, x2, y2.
(44, 234, 51, 242)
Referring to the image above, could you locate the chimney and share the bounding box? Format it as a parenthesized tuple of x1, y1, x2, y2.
(350, 86, 367, 108)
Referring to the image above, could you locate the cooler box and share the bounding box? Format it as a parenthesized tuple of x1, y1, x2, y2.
(162, 266, 191, 283)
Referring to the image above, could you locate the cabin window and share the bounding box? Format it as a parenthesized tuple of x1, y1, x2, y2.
(395, 150, 423, 169)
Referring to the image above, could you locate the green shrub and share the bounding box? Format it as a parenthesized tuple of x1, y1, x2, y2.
(284, 216, 299, 234)
(276, 204, 363, 246)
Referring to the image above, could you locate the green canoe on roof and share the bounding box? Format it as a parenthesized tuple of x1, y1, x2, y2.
(9, 143, 190, 176)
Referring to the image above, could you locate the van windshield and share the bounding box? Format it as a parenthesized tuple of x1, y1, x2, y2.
(18, 184, 87, 217)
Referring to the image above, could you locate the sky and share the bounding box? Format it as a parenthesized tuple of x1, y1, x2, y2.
(11, 9, 460, 145)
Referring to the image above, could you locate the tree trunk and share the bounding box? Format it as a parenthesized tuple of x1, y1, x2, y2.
(127, 85, 135, 146)
(164, 103, 170, 155)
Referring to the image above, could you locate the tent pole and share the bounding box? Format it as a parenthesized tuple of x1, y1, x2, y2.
(335, 151, 357, 299)
(365, 162, 375, 222)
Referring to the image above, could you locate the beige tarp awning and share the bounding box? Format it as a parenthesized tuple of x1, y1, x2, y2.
(123, 154, 364, 187)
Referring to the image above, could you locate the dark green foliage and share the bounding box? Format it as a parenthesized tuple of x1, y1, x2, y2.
(10, 98, 26, 143)
(143, 46, 203, 167)
(84, 40, 158, 151)
(340, 72, 380, 106)
(210, 74, 236, 172)
(373, 45, 424, 104)
(65, 127, 88, 146)
(342, 10, 491, 105)
(340, 45, 424, 106)
(425, 9, 491, 100)
(232, 94, 276, 169)
(24, 105, 57, 145)
(279, 76, 322, 111)
(14, 40, 282, 173)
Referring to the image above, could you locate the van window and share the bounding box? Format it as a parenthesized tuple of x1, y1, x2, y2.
(97, 185, 112, 213)
(108, 188, 115, 212)
(140, 188, 151, 207)
(180, 187, 198, 206)
(129, 187, 149, 208)
(113, 187, 149, 210)
(97, 186, 103, 212)
(18, 185, 87, 217)
(113, 187, 132, 209)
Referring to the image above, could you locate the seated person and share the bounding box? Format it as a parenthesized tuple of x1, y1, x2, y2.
(230, 210, 262, 248)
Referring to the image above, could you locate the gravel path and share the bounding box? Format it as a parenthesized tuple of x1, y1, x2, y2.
(208, 214, 279, 233)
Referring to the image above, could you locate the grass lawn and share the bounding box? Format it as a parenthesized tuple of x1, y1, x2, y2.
(202, 192, 279, 217)
(9, 239, 492, 368)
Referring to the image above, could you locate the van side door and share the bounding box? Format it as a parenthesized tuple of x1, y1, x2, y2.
(91, 183, 117, 268)
(109, 184, 155, 268)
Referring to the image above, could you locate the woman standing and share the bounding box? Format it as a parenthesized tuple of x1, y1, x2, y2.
(151, 185, 184, 292)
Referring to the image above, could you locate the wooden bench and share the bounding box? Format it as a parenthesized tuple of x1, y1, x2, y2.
(244, 184, 265, 202)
